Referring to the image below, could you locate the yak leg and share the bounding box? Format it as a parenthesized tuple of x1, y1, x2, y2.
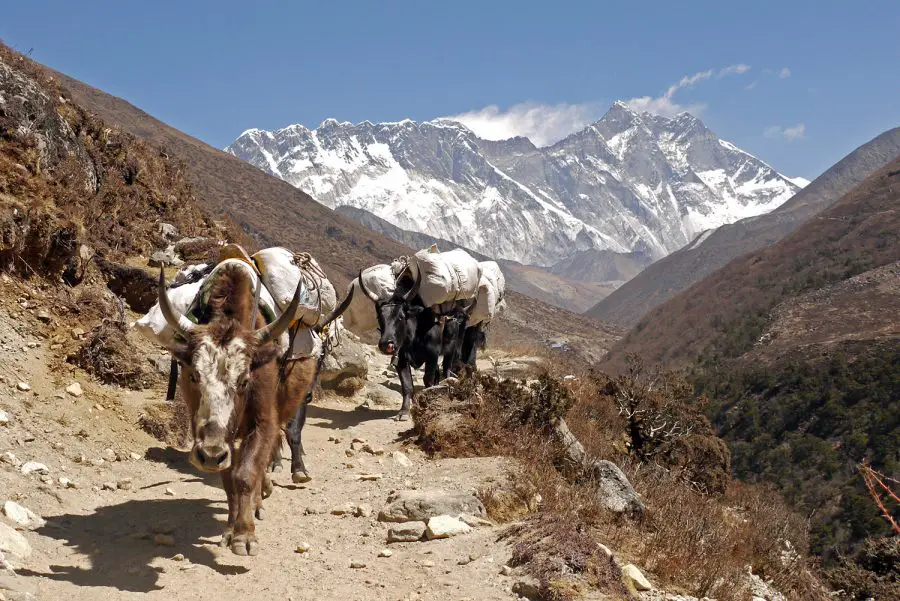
(443, 327, 464, 379)
(423, 356, 439, 388)
(396, 354, 415, 421)
(268, 437, 284, 473)
(441, 341, 454, 381)
(228, 425, 278, 556)
(286, 401, 311, 483)
(461, 325, 482, 375)
(279, 359, 316, 484)
(218, 468, 237, 548)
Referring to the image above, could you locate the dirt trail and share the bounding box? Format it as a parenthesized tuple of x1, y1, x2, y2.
(0, 303, 524, 601)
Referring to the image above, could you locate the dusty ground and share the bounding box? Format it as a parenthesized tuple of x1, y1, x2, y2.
(0, 296, 529, 601)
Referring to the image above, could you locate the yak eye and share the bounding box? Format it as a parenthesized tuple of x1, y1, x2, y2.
(239, 378, 249, 391)
(189, 371, 199, 384)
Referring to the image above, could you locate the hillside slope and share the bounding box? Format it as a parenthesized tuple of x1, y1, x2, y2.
(605, 154, 900, 368)
(46, 71, 410, 290)
(587, 128, 900, 327)
(604, 156, 900, 555)
(45, 64, 619, 361)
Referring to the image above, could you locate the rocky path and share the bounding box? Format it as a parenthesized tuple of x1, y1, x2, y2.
(0, 305, 526, 601)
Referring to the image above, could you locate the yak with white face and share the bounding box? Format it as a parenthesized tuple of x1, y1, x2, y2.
(158, 263, 317, 555)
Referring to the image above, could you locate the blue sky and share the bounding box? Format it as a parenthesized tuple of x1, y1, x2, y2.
(3, 1, 898, 178)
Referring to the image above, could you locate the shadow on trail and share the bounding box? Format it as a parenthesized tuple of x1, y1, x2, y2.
(307, 403, 398, 430)
(19, 498, 248, 592)
(143, 446, 222, 485)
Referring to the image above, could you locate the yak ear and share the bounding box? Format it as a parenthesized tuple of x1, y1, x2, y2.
(251, 343, 281, 370)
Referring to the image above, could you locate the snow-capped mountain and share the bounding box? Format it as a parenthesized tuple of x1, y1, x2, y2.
(226, 102, 803, 267)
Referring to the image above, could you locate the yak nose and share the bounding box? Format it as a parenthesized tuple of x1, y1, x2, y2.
(193, 443, 231, 471)
(380, 340, 396, 355)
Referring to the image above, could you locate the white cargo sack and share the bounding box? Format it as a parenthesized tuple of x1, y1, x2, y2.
(133, 259, 320, 359)
(396, 247, 482, 309)
(341, 264, 396, 336)
(252, 247, 337, 327)
(469, 260, 506, 326)
(134, 279, 204, 349)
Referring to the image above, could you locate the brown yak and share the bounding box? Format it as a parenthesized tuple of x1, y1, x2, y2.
(156, 263, 317, 555)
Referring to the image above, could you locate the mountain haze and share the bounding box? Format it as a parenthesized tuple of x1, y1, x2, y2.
(227, 103, 801, 268)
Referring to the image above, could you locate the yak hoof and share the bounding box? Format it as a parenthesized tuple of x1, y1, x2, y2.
(261, 474, 274, 499)
(231, 533, 259, 556)
(291, 471, 312, 484)
(255, 505, 265, 521)
(394, 411, 410, 422)
(219, 529, 234, 548)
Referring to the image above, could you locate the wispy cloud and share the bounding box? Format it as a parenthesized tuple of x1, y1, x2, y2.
(778, 67, 792, 79)
(744, 81, 758, 91)
(764, 123, 805, 141)
(442, 101, 606, 147)
(624, 64, 751, 117)
(443, 63, 753, 145)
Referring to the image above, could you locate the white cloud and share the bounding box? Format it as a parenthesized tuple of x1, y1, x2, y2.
(783, 123, 805, 140)
(624, 64, 751, 117)
(764, 123, 805, 141)
(443, 63, 753, 145)
(778, 67, 791, 79)
(744, 81, 758, 91)
(442, 101, 606, 147)
(719, 64, 752, 77)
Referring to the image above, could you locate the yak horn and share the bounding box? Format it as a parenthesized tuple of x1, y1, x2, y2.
(357, 270, 379, 302)
(158, 269, 196, 340)
(400, 266, 422, 303)
(316, 285, 354, 333)
(255, 280, 303, 345)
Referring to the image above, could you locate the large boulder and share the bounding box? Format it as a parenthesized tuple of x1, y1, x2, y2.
(377, 489, 486, 523)
(320, 336, 369, 390)
(587, 460, 645, 516)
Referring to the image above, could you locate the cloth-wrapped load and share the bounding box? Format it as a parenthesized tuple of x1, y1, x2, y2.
(340, 264, 396, 335)
(134, 252, 325, 359)
(252, 247, 337, 327)
(392, 246, 482, 309)
(469, 260, 506, 326)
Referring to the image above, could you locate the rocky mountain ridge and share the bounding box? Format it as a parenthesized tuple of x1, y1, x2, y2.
(226, 102, 802, 269)
(587, 127, 900, 326)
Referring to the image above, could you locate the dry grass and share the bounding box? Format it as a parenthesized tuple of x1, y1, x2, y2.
(412, 370, 828, 600)
(504, 514, 628, 601)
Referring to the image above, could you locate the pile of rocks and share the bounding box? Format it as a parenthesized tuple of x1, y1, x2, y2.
(377, 489, 492, 544)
